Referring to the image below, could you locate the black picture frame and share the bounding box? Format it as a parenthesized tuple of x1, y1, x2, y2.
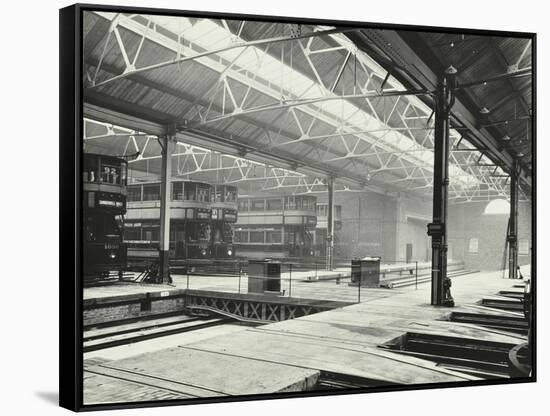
(60, 3, 536, 412)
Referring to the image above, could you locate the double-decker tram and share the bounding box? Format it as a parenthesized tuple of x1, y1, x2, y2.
(313, 203, 343, 257)
(124, 180, 213, 265)
(234, 195, 317, 259)
(210, 185, 238, 259)
(83, 153, 128, 281)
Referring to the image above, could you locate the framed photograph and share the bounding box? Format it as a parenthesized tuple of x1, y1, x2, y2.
(60, 3, 536, 411)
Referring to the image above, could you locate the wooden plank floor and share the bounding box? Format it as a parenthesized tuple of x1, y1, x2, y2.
(84, 348, 320, 405)
(83, 269, 529, 405)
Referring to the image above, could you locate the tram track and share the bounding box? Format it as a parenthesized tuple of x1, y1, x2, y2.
(83, 314, 230, 353)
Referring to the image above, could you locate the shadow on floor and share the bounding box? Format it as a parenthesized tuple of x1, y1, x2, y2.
(35, 391, 58, 406)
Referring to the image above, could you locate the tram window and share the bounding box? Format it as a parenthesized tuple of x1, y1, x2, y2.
(101, 164, 121, 185)
(223, 224, 234, 240)
(284, 196, 296, 210)
(172, 182, 184, 200)
(213, 187, 223, 202)
(103, 216, 120, 234)
(225, 188, 237, 202)
(266, 198, 282, 210)
(120, 163, 127, 185)
(251, 200, 265, 211)
(197, 186, 210, 202)
(285, 231, 295, 244)
(143, 184, 160, 201)
(143, 229, 159, 242)
(83, 156, 99, 183)
(249, 231, 265, 243)
(234, 231, 248, 243)
(199, 223, 211, 240)
(266, 230, 282, 243)
(124, 227, 141, 241)
(128, 186, 142, 202)
(114, 215, 124, 230)
(301, 197, 315, 211)
(184, 183, 196, 201)
(238, 200, 249, 211)
(187, 224, 198, 242)
(213, 226, 223, 244)
(84, 217, 96, 242)
(317, 205, 326, 216)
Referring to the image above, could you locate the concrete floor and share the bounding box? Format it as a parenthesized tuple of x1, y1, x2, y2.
(83, 268, 529, 405)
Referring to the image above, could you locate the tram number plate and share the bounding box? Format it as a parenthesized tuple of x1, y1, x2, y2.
(160, 291, 170, 297)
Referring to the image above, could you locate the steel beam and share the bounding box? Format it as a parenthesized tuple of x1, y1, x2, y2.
(326, 176, 335, 271)
(197, 90, 429, 126)
(508, 157, 520, 279)
(159, 134, 175, 284)
(349, 30, 531, 191)
(90, 12, 359, 89)
(427, 68, 456, 307)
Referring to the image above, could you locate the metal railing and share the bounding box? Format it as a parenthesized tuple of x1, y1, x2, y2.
(166, 257, 427, 304)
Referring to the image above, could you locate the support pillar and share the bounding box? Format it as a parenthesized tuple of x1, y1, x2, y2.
(159, 134, 175, 284)
(427, 66, 457, 307)
(508, 157, 520, 279)
(326, 176, 335, 271)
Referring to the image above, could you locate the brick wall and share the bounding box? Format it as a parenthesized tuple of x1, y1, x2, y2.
(83, 292, 187, 327)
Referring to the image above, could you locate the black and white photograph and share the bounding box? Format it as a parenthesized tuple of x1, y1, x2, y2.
(58, 2, 536, 411)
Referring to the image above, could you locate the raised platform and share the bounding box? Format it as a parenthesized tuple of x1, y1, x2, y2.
(83, 269, 529, 405)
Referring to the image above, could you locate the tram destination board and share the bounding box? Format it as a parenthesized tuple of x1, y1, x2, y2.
(60, 2, 536, 413)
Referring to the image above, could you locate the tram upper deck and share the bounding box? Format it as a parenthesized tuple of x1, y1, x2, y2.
(235, 195, 317, 227)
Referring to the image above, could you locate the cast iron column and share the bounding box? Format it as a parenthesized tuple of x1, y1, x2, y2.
(326, 176, 335, 271)
(159, 133, 175, 284)
(508, 157, 520, 279)
(427, 67, 457, 307)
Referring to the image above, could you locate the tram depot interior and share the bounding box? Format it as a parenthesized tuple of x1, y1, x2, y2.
(79, 10, 533, 405)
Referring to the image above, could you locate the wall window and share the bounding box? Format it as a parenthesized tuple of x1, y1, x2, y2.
(238, 200, 249, 211)
(172, 182, 184, 201)
(249, 231, 264, 243)
(143, 184, 160, 201)
(251, 200, 265, 211)
(266, 230, 282, 243)
(468, 237, 479, 254)
(519, 239, 530, 255)
(266, 198, 282, 210)
(127, 185, 142, 202)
